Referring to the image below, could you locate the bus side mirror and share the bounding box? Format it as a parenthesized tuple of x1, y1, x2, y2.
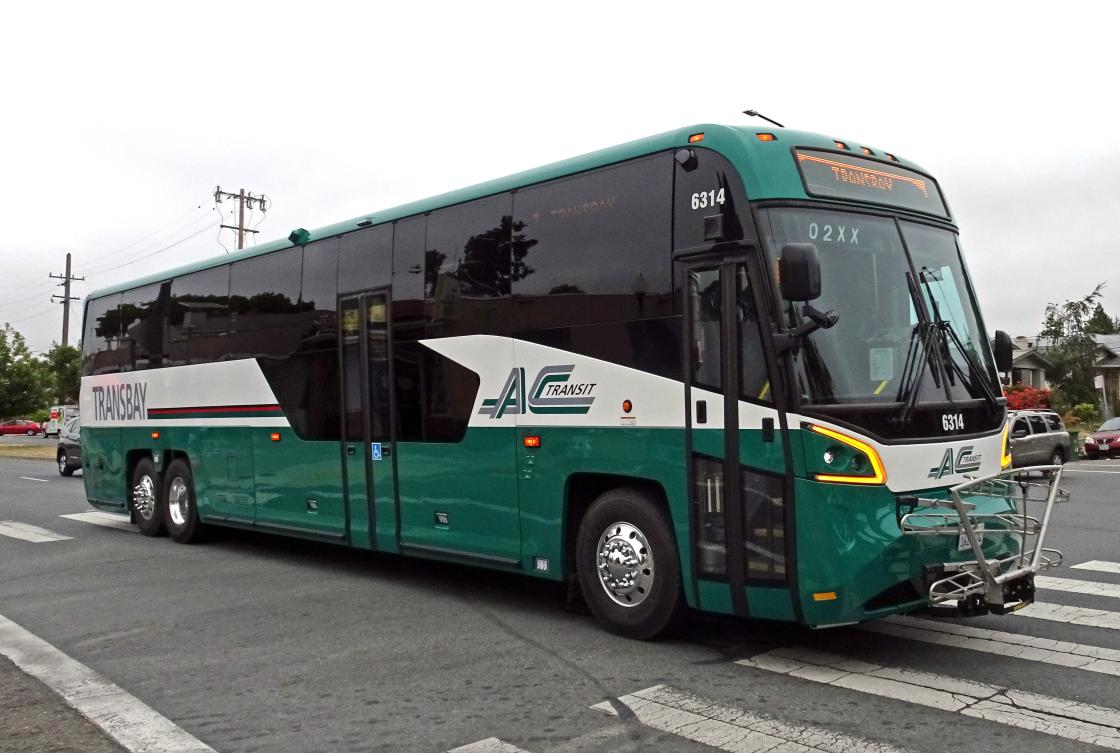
(779, 243, 822, 302)
(993, 330, 1013, 374)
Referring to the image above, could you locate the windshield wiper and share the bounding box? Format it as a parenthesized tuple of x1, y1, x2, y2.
(894, 320, 941, 427)
(916, 267, 1000, 412)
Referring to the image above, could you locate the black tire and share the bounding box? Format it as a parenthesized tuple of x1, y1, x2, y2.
(575, 488, 683, 640)
(162, 458, 203, 544)
(131, 458, 165, 537)
(57, 450, 74, 477)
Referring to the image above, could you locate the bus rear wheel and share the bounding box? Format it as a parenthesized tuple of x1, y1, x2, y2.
(131, 458, 165, 537)
(575, 488, 682, 640)
(162, 458, 203, 544)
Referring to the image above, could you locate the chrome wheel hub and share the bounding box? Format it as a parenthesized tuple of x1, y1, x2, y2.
(132, 475, 157, 520)
(596, 521, 654, 607)
(168, 477, 190, 526)
(58, 455, 67, 474)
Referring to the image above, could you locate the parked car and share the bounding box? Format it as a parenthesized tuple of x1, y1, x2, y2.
(1084, 417, 1120, 459)
(57, 415, 81, 476)
(0, 419, 43, 436)
(1008, 409, 1070, 469)
(44, 404, 78, 437)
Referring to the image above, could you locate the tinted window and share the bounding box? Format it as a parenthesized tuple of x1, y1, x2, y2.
(82, 294, 122, 375)
(1012, 417, 1029, 436)
(1045, 414, 1063, 431)
(258, 239, 342, 440)
(169, 266, 230, 365)
(520, 317, 682, 382)
(227, 248, 302, 360)
(512, 154, 673, 331)
(1028, 415, 1048, 434)
(119, 282, 170, 370)
(339, 225, 392, 293)
(392, 217, 427, 442)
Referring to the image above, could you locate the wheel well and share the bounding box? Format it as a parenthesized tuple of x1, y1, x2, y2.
(1053, 446, 1066, 461)
(563, 473, 671, 579)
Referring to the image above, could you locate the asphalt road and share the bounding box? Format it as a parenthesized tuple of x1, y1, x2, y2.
(1, 457, 1118, 753)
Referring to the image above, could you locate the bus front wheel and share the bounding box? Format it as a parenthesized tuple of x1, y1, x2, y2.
(575, 488, 683, 640)
(131, 458, 165, 537)
(162, 458, 203, 544)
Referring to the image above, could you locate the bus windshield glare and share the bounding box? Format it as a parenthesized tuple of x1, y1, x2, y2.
(758, 207, 999, 411)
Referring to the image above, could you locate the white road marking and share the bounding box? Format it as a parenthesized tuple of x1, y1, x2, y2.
(591, 684, 912, 753)
(739, 647, 1120, 750)
(60, 511, 135, 532)
(0, 612, 216, 753)
(1062, 468, 1120, 474)
(0, 521, 72, 543)
(1015, 602, 1120, 631)
(18, 476, 49, 483)
(1037, 575, 1120, 599)
(861, 616, 1120, 675)
(1073, 560, 1120, 575)
(447, 739, 532, 753)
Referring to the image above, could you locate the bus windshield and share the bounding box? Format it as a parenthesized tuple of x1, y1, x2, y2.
(758, 207, 999, 413)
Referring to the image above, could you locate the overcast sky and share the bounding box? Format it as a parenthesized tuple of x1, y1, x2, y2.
(2, 1, 1117, 355)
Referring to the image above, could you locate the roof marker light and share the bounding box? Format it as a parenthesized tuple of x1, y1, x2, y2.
(885, 153, 898, 162)
(688, 132, 705, 143)
(860, 146, 874, 156)
(834, 140, 850, 150)
(756, 132, 776, 142)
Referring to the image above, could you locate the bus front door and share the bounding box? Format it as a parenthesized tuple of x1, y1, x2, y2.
(684, 257, 790, 619)
(340, 291, 398, 550)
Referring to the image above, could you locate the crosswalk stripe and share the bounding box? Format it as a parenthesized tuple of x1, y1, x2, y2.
(738, 647, 1120, 750)
(1037, 575, 1120, 599)
(0, 521, 73, 543)
(591, 684, 912, 753)
(446, 739, 532, 753)
(59, 511, 135, 531)
(1015, 602, 1120, 631)
(1073, 560, 1120, 575)
(861, 616, 1120, 675)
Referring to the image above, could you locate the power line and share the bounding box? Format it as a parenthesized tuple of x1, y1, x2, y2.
(82, 222, 218, 280)
(81, 208, 219, 276)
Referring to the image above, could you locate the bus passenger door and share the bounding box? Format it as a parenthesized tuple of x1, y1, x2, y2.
(340, 291, 397, 550)
(683, 257, 790, 619)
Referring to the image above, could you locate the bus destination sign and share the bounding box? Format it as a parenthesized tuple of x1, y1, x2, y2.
(794, 148, 949, 218)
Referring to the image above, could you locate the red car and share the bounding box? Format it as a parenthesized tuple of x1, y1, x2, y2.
(1085, 417, 1120, 459)
(0, 419, 44, 436)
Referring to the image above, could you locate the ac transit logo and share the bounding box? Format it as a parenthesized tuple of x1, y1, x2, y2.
(479, 365, 596, 419)
(928, 445, 983, 479)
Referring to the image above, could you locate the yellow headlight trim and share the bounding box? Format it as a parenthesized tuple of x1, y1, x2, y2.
(1001, 421, 1013, 468)
(810, 424, 887, 485)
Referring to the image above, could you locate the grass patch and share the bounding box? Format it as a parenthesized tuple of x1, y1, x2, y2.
(0, 445, 56, 460)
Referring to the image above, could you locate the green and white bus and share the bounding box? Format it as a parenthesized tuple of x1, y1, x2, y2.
(81, 124, 1063, 638)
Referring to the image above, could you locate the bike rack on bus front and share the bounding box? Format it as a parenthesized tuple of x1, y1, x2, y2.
(898, 466, 1068, 614)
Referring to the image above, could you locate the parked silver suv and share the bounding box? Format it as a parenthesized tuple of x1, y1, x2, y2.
(1008, 409, 1070, 469)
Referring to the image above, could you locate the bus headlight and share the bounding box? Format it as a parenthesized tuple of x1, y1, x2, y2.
(808, 424, 887, 485)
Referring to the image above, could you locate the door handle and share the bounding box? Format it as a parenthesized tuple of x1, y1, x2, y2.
(696, 400, 707, 425)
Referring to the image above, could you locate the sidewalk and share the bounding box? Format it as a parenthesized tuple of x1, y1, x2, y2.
(0, 655, 127, 753)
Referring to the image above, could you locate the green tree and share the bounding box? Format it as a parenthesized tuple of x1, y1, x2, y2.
(1086, 302, 1120, 335)
(45, 343, 81, 403)
(1039, 284, 1106, 410)
(0, 324, 50, 418)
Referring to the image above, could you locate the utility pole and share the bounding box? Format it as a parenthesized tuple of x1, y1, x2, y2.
(214, 186, 269, 250)
(50, 253, 84, 347)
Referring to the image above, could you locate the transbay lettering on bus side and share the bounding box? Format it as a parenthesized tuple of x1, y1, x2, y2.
(90, 382, 148, 422)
